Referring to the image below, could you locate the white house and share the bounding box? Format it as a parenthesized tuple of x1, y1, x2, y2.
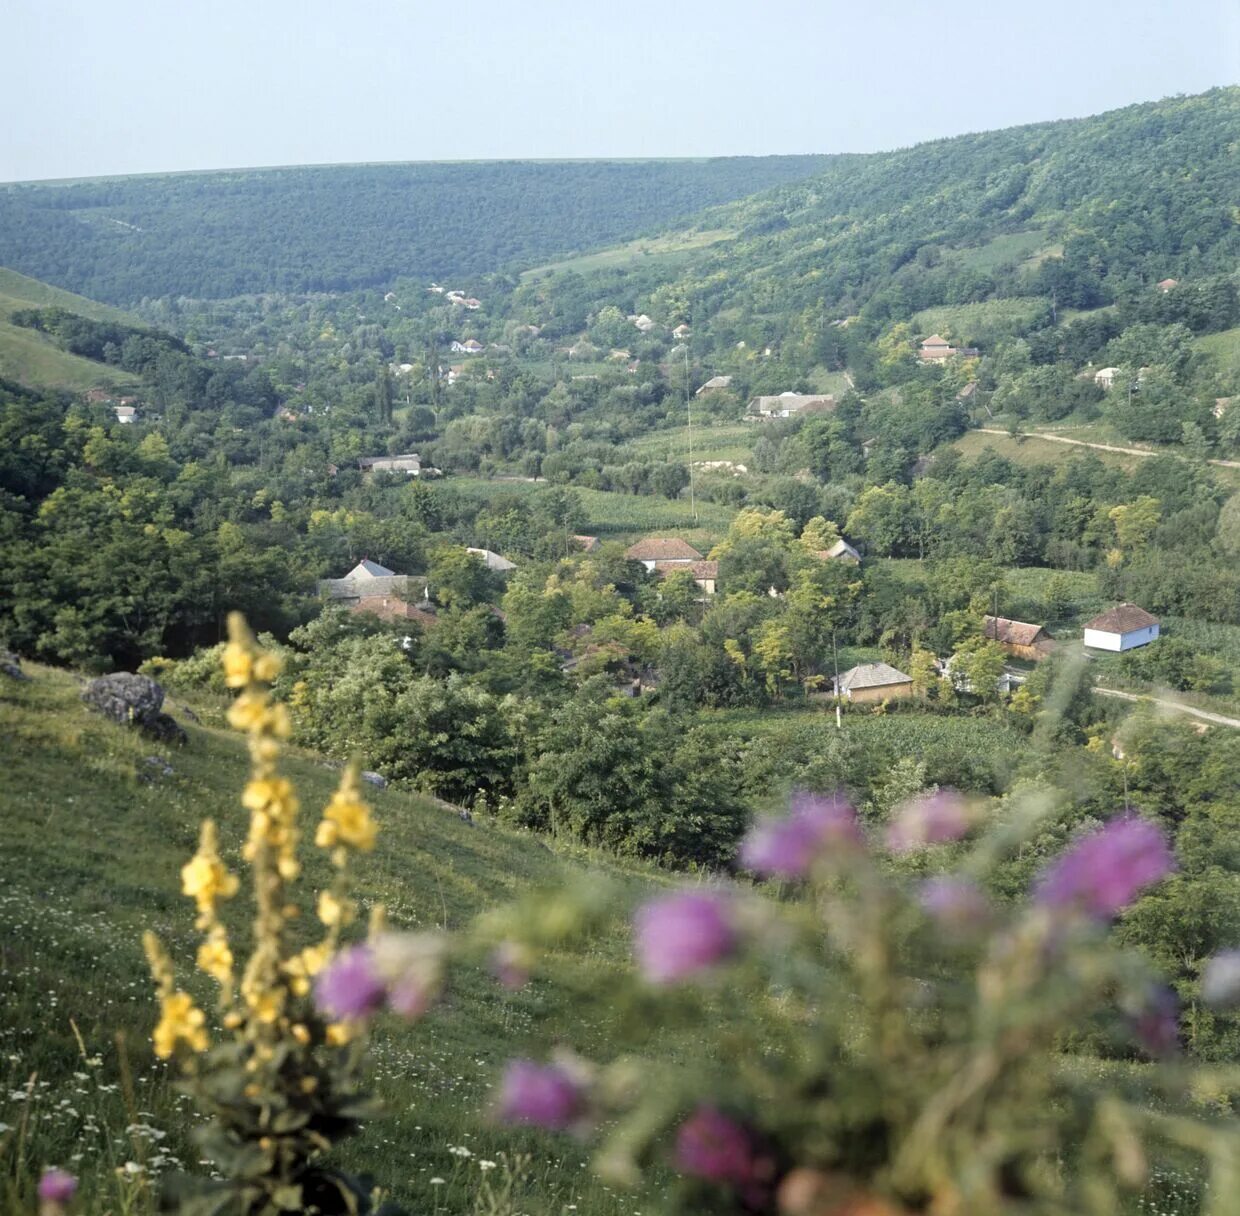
(113, 405, 138, 424)
(623, 538, 704, 570)
(358, 453, 422, 476)
(1083, 604, 1160, 651)
(466, 547, 517, 573)
(1094, 367, 1120, 390)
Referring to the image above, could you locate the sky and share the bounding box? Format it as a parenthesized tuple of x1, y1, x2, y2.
(4, 0, 1238, 182)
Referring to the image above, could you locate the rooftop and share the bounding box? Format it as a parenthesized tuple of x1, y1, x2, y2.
(836, 662, 913, 692)
(624, 538, 705, 562)
(1085, 603, 1159, 634)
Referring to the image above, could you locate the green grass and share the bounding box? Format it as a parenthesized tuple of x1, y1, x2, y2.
(912, 297, 1047, 342)
(519, 228, 736, 281)
(446, 476, 738, 546)
(952, 429, 1148, 474)
(1196, 326, 1240, 377)
(942, 231, 1049, 272)
(0, 267, 142, 392)
(0, 665, 669, 1215)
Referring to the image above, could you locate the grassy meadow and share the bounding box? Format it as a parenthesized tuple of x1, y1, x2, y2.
(518, 228, 736, 282)
(0, 268, 141, 393)
(0, 665, 683, 1216)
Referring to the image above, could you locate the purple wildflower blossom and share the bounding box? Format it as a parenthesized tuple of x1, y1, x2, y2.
(37, 1170, 77, 1206)
(634, 891, 737, 984)
(1132, 985, 1180, 1058)
(887, 790, 970, 854)
(1202, 950, 1240, 1007)
(314, 944, 386, 1021)
(497, 1059, 584, 1130)
(491, 941, 529, 991)
(1034, 814, 1175, 920)
(674, 1107, 764, 1198)
(740, 790, 862, 878)
(918, 876, 989, 931)
(387, 978, 432, 1020)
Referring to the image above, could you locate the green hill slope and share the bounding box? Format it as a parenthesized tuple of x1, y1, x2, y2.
(0, 267, 141, 391)
(513, 88, 1240, 353)
(0, 665, 665, 1214)
(0, 157, 833, 303)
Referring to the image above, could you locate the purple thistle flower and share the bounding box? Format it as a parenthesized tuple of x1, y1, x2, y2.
(491, 941, 529, 991)
(1202, 950, 1240, 1007)
(919, 876, 989, 932)
(38, 1170, 77, 1206)
(1132, 985, 1180, 1058)
(634, 891, 737, 984)
(1034, 814, 1175, 920)
(387, 978, 432, 1020)
(887, 790, 971, 854)
(496, 1059, 584, 1130)
(674, 1107, 760, 1188)
(314, 944, 386, 1021)
(740, 790, 862, 878)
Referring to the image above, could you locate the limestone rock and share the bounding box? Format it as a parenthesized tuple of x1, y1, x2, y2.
(360, 770, 387, 789)
(82, 672, 187, 745)
(1, 650, 29, 681)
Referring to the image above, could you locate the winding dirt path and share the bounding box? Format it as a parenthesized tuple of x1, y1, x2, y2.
(1094, 686, 1240, 729)
(972, 428, 1240, 470)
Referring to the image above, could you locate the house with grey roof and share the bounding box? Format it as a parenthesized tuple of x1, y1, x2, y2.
(833, 662, 914, 704)
(318, 559, 423, 604)
(466, 547, 517, 573)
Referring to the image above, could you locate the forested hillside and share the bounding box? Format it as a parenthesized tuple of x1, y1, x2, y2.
(0, 156, 831, 302)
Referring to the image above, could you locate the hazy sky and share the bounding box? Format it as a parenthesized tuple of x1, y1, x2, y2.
(5, 0, 1237, 181)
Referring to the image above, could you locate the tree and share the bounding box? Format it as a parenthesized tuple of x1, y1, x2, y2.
(1109, 496, 1162, 554)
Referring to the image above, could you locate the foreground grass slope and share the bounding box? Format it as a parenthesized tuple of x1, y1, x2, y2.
(0, 665, 670, 1214)
(0, 267, 140, 392)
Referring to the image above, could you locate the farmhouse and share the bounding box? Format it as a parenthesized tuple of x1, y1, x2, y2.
(654, 559, 718, 596)
(672, 324, 692, 340)
(1094, 367, 1120, 390)
(983, 615, 1055, 660)
(350, 596, 438, 628)
(113, 405, 138, 424)
(696, 375, 733, 395)
(1083, 604, 1160, 652)
(833, 662, 915, 704)
(1157, 278, 1179, 292)
(449, 339, 485, 354)
(624, 538, 705, 570)
(572, 535, 600, 552)
(747, 392, 836, 419)
(917, 335, 979, 362)
(358, 453, 422, 476)
(318, 559, 421, 604)
(813, 538, 861, 564)
(466, 547, 517, 573)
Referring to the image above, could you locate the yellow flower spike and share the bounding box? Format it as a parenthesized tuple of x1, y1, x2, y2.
(143, 931, 175, 995)
(316, 767, 377, 854)
(253, 652, 282, 683)
(228, 690, 270, 733)
(153, 991, 209, 1058)
(181, 821, 240, 921)
(317, 890, 352, 927)
(277, 854, 301, 880)
(325, 1022, 356, 1047)
(196, 935, 234, 987)
(291, 1024, 311, 1046)
(221, 642, 253, 689)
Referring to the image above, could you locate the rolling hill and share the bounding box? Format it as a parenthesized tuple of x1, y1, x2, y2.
(0, 157, 833, 303)
(0, 267, 141, 392)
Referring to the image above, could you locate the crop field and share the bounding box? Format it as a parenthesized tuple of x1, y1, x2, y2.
(0, 665, 683, 1216)
(519, 227, 736, 281)
(625, 420, 757, 465)
(943, 231, 1048, 272)
(913, 296, 1048, 341)
(445, 476, 738, 546)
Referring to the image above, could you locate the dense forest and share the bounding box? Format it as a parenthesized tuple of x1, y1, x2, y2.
(0, 156, 831, 301)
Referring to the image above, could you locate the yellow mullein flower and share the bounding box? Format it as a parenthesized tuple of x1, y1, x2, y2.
(316, 769, 377, 854)
(317, 890, 352, 927)
(153, 991, 209, 1058)
(325, 1022, 357, 1046)
(197, 936, 234, 985)
(243, 778, 299, 822)
(181, 821, 239, 921)
(245, 988, 284, 1025)
(221, 642, 252, 689)
(253, 652, 282, 683)
(228, 690, 270, 732)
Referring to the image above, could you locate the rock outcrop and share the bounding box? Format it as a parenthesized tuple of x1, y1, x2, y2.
(82, 672, 188, 746)
(1, 650, 28, 681)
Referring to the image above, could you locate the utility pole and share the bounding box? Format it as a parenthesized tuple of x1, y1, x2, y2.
(832, 631, 842, 729)
(685, 341, 697, 523)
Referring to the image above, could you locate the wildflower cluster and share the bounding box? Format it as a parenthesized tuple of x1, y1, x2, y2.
(141, 614, 414, 1216)
(489, 789, 1240, 1215)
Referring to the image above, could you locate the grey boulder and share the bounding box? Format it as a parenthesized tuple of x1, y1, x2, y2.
(82, 673, 187, 746)
(1, 650, 28, 681)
